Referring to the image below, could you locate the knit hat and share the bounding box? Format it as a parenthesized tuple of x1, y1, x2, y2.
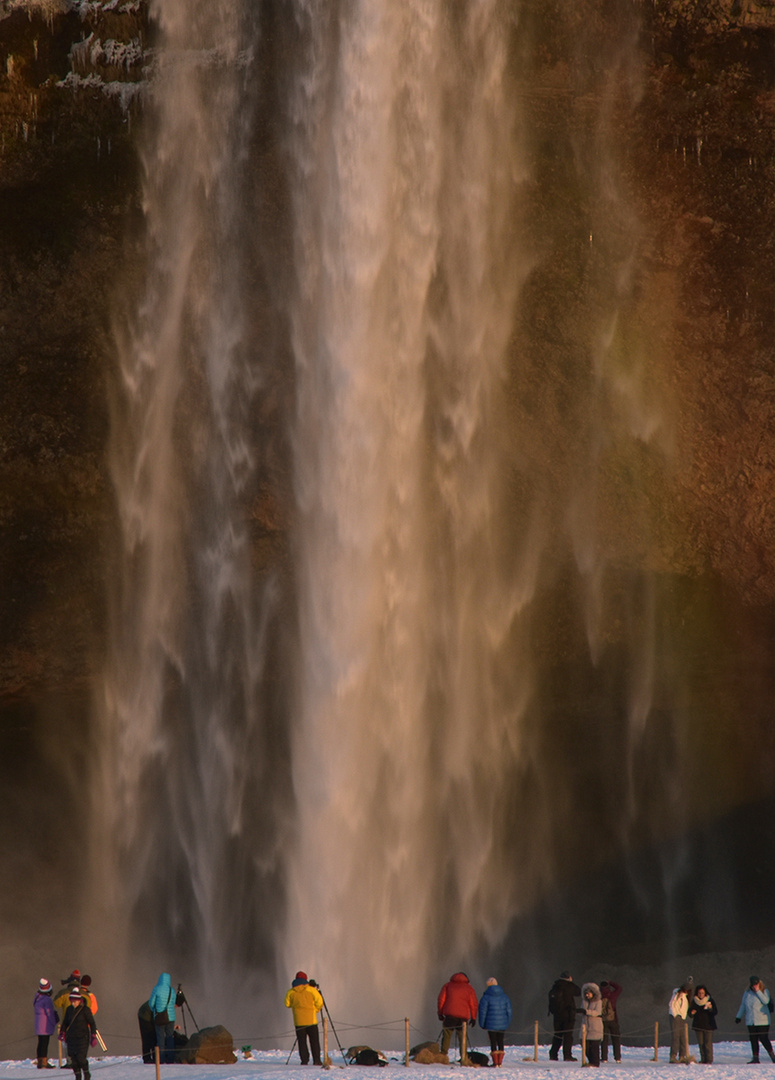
(39, 979, 52, 994)
(751, 976, 761, 986)
(560, 971, 572, 980)
(69, 988, 82, 1000)
(81, 976, 92, 988)
(295, 971, 308, 981)
(486, 978, 498, 987)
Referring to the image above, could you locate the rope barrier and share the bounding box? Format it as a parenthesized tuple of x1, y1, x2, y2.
(3, 1013, 759, 1063)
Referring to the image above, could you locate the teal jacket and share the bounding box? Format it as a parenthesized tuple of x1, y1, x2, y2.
(149, 974, 176, 1023)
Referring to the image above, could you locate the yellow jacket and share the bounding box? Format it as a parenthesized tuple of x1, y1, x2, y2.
(53, 988, 72, 1022)
(285, 983, 323, 1027)
(53, 984, 98, 1019)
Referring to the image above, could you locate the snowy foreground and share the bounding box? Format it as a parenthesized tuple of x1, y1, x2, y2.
(0, 1044, 767, 1080)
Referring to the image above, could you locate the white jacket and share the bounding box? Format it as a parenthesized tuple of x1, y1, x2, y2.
(669, 989, 689, 1020)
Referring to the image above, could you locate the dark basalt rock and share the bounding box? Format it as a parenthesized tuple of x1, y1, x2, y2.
(178, 1025, 237, 1065)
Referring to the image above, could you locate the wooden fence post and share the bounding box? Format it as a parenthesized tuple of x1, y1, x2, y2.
(405, 1018, 410, 1066)
(653, 1021, 659, 1061)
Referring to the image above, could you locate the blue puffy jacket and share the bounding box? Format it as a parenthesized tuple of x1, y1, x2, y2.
(478, 984, 513, 1031)
(737, 986, 771, 1027)
(149, 973, 176, 1023)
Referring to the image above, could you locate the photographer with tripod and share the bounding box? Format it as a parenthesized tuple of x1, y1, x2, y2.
(148, 973, 180, 1063)
(284, 972, 324, 1065)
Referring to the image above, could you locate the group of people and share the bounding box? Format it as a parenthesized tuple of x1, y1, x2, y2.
(669, 975, 775, 1066)
(283, 970, 513, 1068)
(33, 971, 98, 1079)
(548, 973, 622, 1067)
(35, 964, 775, 1071)
(549, 970, 775, 1067)
(437, 972, 513, 1066)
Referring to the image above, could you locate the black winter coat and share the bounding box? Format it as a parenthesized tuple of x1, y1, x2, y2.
(62, 1004, 96, 1049)
(689, 996, 718, 1031)
(549, 979, 581, 1023)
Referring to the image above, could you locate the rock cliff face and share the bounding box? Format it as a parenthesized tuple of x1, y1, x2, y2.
(0, 0, 145, 695)
(638, 0, 775, 600)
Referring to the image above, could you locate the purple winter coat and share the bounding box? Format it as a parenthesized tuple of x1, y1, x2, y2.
(35, 993, 57, 1036)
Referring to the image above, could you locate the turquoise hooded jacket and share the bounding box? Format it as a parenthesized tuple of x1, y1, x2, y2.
(149, 973, 176, 1023)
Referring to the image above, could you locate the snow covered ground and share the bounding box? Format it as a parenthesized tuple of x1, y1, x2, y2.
(0, 1043, 766, 1080)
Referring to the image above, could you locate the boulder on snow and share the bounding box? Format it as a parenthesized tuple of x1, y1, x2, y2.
(179, 1025, 237, 1064)
(410, 1042, 449, 1064)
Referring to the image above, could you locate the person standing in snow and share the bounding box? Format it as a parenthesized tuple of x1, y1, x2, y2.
(34, 978, 57, 1070)
(137, 1000, 156, 1065)
(580, 983, 603, 1068)
(148, 973, 178, 1064)
(79, 977, 98, 1016)
(437, 972, 478, 1057)
(478, 977, 512, 1066)
(548, 971, 581, 1061)
(735, 976, 775, 1063)
(284, 972, 324, 1066)
(59, 987, 96, 1080)
(54, 972, 81, 1023)
(599, 980, 622, 1063)
(668, 981, 692, 1063)
(689, 984, 717, 1064)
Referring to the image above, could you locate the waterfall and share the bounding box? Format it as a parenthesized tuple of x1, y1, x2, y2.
(95, 0, 670, 1031)
(282, 0, 531, 1017)
(95, 0, 285, 1002)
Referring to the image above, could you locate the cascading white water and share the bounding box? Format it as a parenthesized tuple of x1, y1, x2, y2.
(283, 0, 534, 1018)
(94, 0, 279, 1002)
(94, 0, 668, 1032)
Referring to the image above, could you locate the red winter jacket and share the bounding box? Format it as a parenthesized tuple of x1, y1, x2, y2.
(438, 973, 478, 1022)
